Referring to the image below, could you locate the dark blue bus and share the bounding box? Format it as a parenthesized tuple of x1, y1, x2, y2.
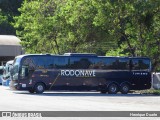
(10, 53, 151, 94)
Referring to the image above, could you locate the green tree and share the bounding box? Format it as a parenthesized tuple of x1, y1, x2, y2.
(0, 0, 23, 35)
(14, 0, 117, 54)
(14, 0, 63, 54)
(92, 0, 160, 70)
(14, 0, 160, 71)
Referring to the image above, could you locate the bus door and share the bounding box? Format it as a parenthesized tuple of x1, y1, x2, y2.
(19, 65, 34, 89)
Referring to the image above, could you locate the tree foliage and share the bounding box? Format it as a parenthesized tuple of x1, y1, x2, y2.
(0, 0, 23, 35)
(3, 0, 160, 71)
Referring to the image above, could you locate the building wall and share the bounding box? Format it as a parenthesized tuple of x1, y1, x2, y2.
(0, 45, 23, 56)
(0, 35, 24, 66)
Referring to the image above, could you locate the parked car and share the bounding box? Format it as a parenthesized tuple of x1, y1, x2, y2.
(2, 60, 13, 86)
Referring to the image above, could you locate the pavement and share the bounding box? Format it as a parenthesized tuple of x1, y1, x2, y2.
(0, 85, 160, 120)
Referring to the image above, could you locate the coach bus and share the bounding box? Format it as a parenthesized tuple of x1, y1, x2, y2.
(9, 53, 151, 94)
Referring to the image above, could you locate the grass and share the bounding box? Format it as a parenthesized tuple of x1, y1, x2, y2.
(139, 89, 160, 95)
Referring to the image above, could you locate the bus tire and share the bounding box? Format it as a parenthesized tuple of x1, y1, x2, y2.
(108, 83, 118, 94)
(34, 83, 45, 94)
(120, 83, 130, 94)
(29, 89, 35, 93)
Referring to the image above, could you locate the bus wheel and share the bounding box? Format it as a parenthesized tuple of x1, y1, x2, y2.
(29, 89, 35, 93)
(108, 83, 118, 94)
(120, 83, 130, 94)
(34, 83, 45, 94)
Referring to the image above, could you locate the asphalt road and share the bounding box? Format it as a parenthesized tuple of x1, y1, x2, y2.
(0, 85, 160, 120)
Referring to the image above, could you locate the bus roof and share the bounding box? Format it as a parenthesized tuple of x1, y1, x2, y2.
(14, 53, 150, 60)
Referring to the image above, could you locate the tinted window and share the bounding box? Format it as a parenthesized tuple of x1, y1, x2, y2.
(91, 57, 113, 69)
(132, 58, 150, 70)
(90, 57, 105, 69)
(22, 57, 37, 70)
(46, 56, 54, 68)
(92, 57, 129, 70)
(22, 56, 54, 70)
(69, 57, 92, 69)
(117, 58, 130, 70)
(33, 57, 46, 69)
(106, 58, 118, 69)
(54, 56, 69, 69)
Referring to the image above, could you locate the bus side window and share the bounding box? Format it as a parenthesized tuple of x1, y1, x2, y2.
(128, 60, 133, 70)
(79, 58, 91, 69)
(117, 58, 130, 70)
(69, 57, 91, 69)
(91, 57, 106, 69)
(132, 59, 139, 70)
(54, 57, 69, 69)
(139, 59, 150, 70)
(105, 58, 117, 70)
(132, 59, 150, 71)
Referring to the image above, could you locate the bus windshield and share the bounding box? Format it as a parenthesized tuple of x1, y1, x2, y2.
(11, 58, 21, 80)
